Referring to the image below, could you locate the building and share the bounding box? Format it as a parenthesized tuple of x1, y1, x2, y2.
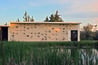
(7, 22, 80, 41)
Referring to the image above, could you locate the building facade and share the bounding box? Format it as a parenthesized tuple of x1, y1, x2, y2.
(8, 22, 80, 41)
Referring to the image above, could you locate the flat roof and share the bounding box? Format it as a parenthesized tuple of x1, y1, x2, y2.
(0, 25, 9, 27)
(10, 22, 81, 25)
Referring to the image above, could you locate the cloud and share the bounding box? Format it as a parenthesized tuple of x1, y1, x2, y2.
(61, 0, 98, 19)
(71, 0, 98, 13)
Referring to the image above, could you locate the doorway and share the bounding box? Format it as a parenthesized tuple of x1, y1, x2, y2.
(71, 30, 78, 41)
(0, 27, 8, 41)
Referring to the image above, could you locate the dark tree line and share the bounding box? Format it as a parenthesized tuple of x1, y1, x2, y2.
(44, 11, 63, 22)
(16, 11, 64, 22)
(16, 11, 34, 22)
(80, 24, 98, 40)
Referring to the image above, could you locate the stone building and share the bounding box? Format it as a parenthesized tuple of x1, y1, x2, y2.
(7, 22, 80, 41)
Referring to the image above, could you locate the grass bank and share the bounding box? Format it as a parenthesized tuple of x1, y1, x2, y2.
(0, 40, 98, 65)
(1, 40, 98, 48)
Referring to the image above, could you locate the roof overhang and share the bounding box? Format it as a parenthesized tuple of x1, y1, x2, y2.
(0, 25, 9, 27)
(10, 22, 81, 25)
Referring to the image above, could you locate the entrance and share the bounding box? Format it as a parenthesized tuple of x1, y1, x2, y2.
(71, 30, 78, 41)
(0, 27, 8, 41)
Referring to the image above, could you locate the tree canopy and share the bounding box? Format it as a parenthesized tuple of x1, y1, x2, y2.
(23, 11, 34, 22)
(44, 11, 63, 22)
(81, 24, 94, 40)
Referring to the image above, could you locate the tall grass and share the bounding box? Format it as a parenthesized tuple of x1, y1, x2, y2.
(0, 41, 98, 65)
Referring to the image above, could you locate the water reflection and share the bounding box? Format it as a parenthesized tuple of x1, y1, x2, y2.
(80, 49, 98, 65)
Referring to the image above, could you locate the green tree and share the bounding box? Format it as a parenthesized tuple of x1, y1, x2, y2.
(44, 16, 49, 22)
(23, 11, 34, 22)
(17, 18, 20, 22)
(30, 16, 34, 22)
(54, 10, 63, 22)
(23, 11, 28, 22)
(44, 10, 63, 22)
(82, 24, 94, 40)
(27, 15, 30, 22)
(83, 24, 93, 32)
(49, 14, 55, 22)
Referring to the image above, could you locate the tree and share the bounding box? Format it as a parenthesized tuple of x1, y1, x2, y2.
(23, 11, 34, 22)
(30, 16, 34, 22)
(44, 16, 49, 22)
(83, 24, 93, 32)
(54, 10, 63, 22)
(23, 11, 28, 22)
(4, 22, 7, 25)
(82, 24, 94, 40)
(44, 10, 63, 22)
(16, 18, 20, 22)
(49, 14, 55, 22)
(27, 15, 30, 22)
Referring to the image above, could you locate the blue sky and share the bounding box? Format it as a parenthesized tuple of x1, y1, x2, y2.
(0, 0, 98, 25)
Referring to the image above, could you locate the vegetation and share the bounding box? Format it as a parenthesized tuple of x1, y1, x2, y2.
(23, 11, 34, 22)
(44, 11, 63, 22)
(16, 11, 34, 22)
(0, 41, 98, 65)
(80, 24, 98, 40)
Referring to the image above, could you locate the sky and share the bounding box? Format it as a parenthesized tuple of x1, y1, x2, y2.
(0, 0, 98, 25)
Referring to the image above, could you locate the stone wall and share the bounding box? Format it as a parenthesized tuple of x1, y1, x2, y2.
(8, 23, 80, 41)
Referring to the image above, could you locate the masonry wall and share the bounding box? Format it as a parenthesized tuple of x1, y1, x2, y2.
(8, 23, 80, 41)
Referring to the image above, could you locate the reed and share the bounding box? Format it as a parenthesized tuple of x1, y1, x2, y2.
(0, 41, 98, 65)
